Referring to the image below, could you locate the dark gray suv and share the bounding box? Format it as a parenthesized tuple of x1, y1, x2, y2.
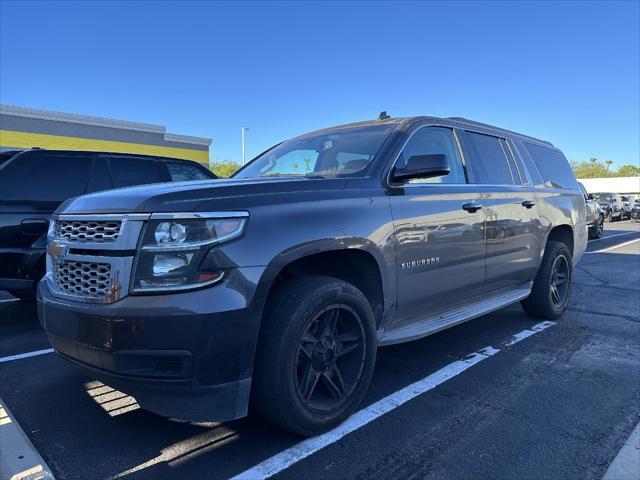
(38, 115, 587, 435)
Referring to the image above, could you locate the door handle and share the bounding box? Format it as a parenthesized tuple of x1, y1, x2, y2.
(521, 200, 536, 209)
(462, 202, 483, 213)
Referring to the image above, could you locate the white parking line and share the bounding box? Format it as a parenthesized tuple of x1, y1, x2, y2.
(586, 237, 640, 254)
(232, 322, 556, 480)
(505, 321, 556, 347)
(0, 298, 20, 304)
(588, 231, 638, 243)
(0, 348, 54, 364)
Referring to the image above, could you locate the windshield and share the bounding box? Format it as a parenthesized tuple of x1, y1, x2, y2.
(233, 124, 397, 179)
(592, 192, 613, 202)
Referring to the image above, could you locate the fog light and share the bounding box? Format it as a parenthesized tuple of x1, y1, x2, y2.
(152, 254, 188, 276)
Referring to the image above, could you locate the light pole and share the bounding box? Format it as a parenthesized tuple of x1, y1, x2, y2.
(242, 127, 250, 165)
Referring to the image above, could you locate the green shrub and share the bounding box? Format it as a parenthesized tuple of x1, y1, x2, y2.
(210, 160, 242, 178)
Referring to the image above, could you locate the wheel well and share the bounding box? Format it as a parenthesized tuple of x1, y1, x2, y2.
(546, 225, 574, 256)
(266, 249, 384, 326)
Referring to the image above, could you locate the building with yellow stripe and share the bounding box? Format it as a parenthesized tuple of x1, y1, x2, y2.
(0, 104, 211, 165)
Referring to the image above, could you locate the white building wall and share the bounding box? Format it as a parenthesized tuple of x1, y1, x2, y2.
(578, 177, 640, 195)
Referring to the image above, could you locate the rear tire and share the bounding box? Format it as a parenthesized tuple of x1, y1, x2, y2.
(588, 215, 604, 240)
(252, 275, 377, 436)
(521, 241, 573, 320)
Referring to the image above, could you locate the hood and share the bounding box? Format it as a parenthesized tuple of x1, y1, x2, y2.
(57, 177, 350, 214)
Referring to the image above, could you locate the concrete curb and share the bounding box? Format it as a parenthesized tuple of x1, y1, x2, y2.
(602, 422, 640, 480)
(0, 399, 54, 480)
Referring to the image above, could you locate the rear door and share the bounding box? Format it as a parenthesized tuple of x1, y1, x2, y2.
(461, 130, 542, 292)
(388, 125, 486, 327)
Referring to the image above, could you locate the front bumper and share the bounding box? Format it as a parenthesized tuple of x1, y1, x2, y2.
(37, 266, 266, 422)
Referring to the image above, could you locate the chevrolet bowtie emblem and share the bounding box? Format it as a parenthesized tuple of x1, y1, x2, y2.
(48, 242, 68, 261)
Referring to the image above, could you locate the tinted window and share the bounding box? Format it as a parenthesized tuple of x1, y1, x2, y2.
(397, 127, 466, 184)
(86, 158, 114, 193)
(465, 132, 514, 185)
(0, 153, 92, 201)
(108, 157, 160, 187)
(166, 162, 212, 181)
(522, 142, 578, 190)
(516, 141, 545, 187)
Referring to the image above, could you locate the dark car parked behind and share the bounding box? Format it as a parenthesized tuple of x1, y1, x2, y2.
(0, 149, 216, 300)
(578, 182, 604, 239)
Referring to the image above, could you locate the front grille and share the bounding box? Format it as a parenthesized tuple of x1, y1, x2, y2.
(54, 220, 122, 242)
(52, 259, 112, 297)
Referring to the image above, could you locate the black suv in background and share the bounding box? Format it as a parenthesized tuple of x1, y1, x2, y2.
(0, 149, 216, 300)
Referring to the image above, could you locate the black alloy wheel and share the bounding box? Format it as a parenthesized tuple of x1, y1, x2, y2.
(549, 254, 570, 307)
(521, 241, 573, 319)
(252, 275, 377, 436)
(294, 305, 366, 412)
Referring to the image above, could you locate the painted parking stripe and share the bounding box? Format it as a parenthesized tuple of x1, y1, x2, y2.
(0, 348, 54, 364)
(505, 321, 556, 347)
(232, 322, 556, 480)
(588, 231, 639, 243)
(0, 298, 20, 304)
(585, 237, 640, 254)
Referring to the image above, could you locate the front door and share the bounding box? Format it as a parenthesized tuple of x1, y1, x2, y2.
(388, 126, 486, 327)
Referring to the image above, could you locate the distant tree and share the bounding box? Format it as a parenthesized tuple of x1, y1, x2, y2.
(616, 164, 640, 177)
(605, 159, 613, 170)
(571, 157, 612, 179)
(210, 159, 242, 178)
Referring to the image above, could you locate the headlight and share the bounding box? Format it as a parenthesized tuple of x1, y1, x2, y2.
(131, 212, 248, 293)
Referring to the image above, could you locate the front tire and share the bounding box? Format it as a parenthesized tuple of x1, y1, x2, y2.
(522, 241, 573, 319)
(252, 275, 377, 436)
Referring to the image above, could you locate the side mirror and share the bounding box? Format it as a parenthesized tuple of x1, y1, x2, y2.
(391, 154, 450, 183)
(587, 193, 595, 200)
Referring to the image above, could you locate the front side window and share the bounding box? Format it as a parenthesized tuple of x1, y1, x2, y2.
(465, 131, 515, 185)
(396, 126, 466, 184)
(234, 124, 396, 179)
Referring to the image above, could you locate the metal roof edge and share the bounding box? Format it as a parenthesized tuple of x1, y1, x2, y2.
(0, 104, 213, 147)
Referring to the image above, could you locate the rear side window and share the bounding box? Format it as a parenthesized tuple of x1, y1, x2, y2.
(165, 161, 211, 181)
(522, 142, 577, 190)
(86, 158, 114, 193)
(464, 132, 514, 185)
(0, 153, 92, 202)
(108, 157, 160, 188)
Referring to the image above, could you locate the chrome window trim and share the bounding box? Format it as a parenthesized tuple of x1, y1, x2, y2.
(150, 211, 249, 220)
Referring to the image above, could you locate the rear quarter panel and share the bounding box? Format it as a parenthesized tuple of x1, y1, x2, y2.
(535, 188, 588, 265)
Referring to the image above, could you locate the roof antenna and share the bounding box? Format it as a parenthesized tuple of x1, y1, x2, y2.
(378, 110, 390, 120)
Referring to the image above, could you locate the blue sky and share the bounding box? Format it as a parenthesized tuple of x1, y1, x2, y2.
(1, 1, 638, 167)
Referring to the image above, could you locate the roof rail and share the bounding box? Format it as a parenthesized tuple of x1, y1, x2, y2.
(446, 116, 554, 147)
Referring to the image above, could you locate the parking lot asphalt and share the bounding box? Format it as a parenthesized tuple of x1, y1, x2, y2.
(1, 221, 639, 480)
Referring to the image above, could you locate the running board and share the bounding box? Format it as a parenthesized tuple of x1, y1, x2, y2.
(378, 283, 532, 346)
